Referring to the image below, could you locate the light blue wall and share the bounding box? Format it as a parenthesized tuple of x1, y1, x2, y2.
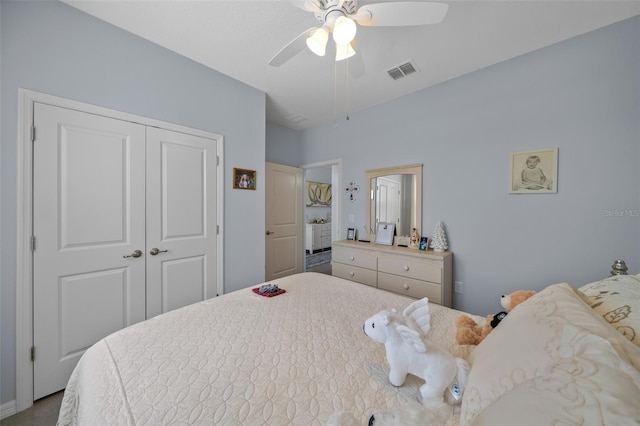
(296, 17, 640, 315)
(1, 1, 266, 404)
(265, 121, 302, 166)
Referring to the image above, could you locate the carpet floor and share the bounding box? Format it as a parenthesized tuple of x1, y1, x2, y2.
(1, 392, 63, 426)
(305, 250, 331, 268)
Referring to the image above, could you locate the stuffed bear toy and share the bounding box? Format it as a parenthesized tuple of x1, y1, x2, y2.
(455, 290, 536, 346)
(363, 298, 469, 404)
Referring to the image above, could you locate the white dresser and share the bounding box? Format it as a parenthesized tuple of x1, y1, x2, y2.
(332, 240, 453, 307)
(306, 223, 332, 254)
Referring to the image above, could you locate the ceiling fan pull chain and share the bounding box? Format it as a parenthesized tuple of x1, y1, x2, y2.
(334, 57, 338, 127)
(345, 57, 350, 121)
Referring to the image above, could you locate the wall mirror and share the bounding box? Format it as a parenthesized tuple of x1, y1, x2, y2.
(366, 164, 422, 238)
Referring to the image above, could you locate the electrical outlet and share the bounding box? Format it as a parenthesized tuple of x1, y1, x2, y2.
(454, 281, 463, 294)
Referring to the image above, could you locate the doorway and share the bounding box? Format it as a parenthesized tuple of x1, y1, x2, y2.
(302, 159, 342, 275)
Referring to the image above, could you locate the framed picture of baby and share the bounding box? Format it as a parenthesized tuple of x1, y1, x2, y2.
(509, 148, 558, 194)
(233, 168, 256, 190)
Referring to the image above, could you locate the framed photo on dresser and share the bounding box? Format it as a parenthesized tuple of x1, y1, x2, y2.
(375, 222, 395, 246)
(347, 227, 356, 241)
(419, 237, 429, 250)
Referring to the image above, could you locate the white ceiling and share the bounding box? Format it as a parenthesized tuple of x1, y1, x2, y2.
(62, 0, 640, 130)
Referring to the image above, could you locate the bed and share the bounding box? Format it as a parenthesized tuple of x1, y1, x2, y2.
(57, 272, 640, 425)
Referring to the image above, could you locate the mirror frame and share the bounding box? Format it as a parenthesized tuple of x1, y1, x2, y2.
(366, 164, 422, 237)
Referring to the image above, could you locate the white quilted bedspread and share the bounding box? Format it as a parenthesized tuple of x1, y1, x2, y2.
(58, 273, 469, 425)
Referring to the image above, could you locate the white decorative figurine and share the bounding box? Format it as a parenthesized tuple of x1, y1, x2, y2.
(429, 221, 448, 252)
(409, 227, 420, 249)
(363, 298, 469, 404)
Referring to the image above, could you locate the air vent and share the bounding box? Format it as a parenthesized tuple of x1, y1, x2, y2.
(387, 60, 419, 80)
(284, 112, 307, 123)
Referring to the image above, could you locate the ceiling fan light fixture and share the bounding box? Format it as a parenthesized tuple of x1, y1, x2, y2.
(335, 42, 356, 61)
(332, 16, 357, 44)
(306, 27, 329, 56)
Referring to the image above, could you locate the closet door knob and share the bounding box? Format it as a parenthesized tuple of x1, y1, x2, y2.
(403, 284, 410, 291)
(123, 250, 142, 258)
(150, 248, 168, 256)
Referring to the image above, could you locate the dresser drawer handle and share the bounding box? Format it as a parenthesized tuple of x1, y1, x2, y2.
(403, 265, 410, 272)
(350, 256, 355, 261)
(403, 284, 410, 290)
(350, 271, 355, 277)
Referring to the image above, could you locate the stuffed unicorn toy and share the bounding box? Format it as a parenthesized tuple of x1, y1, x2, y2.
(363, 298, 469, 404)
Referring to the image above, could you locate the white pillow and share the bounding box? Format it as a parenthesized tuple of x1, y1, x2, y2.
(578, 274, 640, 346)
(459, 283, 640, 426)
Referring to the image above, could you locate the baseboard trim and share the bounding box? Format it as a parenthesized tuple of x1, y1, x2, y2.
(0, 399, 17, 420)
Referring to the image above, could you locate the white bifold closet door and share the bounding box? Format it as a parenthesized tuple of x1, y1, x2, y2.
(145, 126, 218, 318)
(32, 103, 218, 400)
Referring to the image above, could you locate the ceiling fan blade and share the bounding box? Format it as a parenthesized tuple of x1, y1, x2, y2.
(268, 27, 319, 67)
(291, 0, 322, 13)
(352, 2, 448, 27)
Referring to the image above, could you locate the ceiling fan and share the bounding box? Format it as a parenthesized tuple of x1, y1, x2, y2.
(268, 0, 448, 74)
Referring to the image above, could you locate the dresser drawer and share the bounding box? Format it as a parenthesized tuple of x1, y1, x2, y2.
(378, 256, 442, 283)
(333, 248, 377, 270)
(320, 224, 331, 236)
(378, 272, 442, 304)
(333, 263, 377, 288)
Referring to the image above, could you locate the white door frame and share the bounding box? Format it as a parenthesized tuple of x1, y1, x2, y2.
(15, 89, 224, 411)
(301, 159, 343, 243)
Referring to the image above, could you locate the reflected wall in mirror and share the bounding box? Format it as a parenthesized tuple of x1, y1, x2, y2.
(366, 164, 422, 238)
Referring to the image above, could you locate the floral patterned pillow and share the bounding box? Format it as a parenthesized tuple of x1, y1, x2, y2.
(578, 274, 640, 346)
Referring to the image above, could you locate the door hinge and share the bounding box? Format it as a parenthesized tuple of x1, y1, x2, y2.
(216, 155, 220, 166)
(31, 126, 36, 142)
(31, 346, 35, 362)
(31, 235, 36, 251)
(216, 224, 219, 235)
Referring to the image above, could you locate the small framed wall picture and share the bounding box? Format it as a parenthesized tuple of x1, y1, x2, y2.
(375, 222, 395, 246)
(233, 168, 256, 190)
(347, 227, 356, 241)
(509, 148, 558, 194)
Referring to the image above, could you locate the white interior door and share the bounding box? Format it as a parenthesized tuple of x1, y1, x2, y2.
(145, 127, 218, 318)
(33, 103, 147, 399)
(265, 162, 303, 280)
(376, 177, 400, 227)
